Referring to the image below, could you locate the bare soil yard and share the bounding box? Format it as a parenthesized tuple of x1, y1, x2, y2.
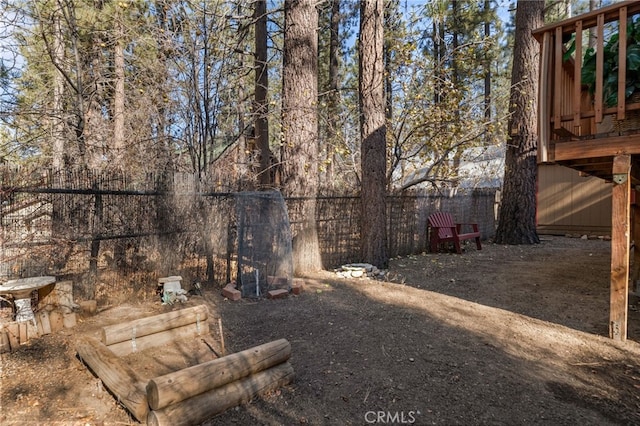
(2, 235, 640, 425)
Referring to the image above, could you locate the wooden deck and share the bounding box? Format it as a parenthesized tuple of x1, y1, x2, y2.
(534, 1, 640, 183)
(534, 1, 640, 341)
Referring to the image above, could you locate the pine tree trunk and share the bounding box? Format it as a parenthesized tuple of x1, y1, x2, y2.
(494, 0, 543, 245)
(326, 0, 341, 188)
(254, 0, 271, 188)
(113, 10, 125, 167)
(281, 0, 322, 273)
(51, 9, 65, 169)
(359, 0, 388, 269)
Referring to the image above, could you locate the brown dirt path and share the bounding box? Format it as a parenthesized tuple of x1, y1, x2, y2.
(2, 236, 640, 425)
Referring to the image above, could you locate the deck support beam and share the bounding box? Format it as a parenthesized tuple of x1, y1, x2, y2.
(610, 154, 631, 341)
(632, 192, 640, 293)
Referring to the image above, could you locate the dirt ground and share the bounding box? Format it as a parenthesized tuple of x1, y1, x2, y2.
(2, 235, 640, 425)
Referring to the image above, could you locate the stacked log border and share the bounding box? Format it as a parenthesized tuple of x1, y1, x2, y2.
(75, 305, 294, 425)
(147, 339, 294, 426)
(101, 304, 209, 356)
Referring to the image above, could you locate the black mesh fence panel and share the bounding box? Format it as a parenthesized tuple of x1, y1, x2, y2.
(235, 191, 293, 297)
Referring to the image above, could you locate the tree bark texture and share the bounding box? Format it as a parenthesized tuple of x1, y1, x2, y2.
(281, 0, 322, 273)
(254, 0, 271, 187)
(113, 9, 125, 167)
(359, 0, 388, 269)
(326, 0, 341, 186)
(51, 7, 65, 169)
(494, 0, 543, 245)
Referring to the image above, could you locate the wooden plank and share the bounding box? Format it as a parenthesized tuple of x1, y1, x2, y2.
(106, 321, 210, 357)
(553, 134, 640, 161)
(76, 336, 149, 422)
(147, 362, 295, 426)
(101, 305, 209, 346)
(147, 339, 291, 410)
(610, 154, 631, 341)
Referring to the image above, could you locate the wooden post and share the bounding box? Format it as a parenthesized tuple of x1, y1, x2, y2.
(610, 154, 631, 341)
(76, 337, 149, 422)
(146, 338, 291, 410)
(632, 189, 640, 293)
(147, 362, 295, 426)
(218, 317, 225, 355)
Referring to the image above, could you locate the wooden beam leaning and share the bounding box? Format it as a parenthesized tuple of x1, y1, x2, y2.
(610, 154, 631, 341)
(147, 362, 295, 426)
(146, 338, 291, 410)
(76, 336, 149, 422)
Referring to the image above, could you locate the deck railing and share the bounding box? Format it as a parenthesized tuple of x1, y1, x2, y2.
(533, 1, 640, 163)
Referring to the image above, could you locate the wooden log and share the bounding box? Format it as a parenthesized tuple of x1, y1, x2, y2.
(101, 305, 209, 346)
(49, 311, 64, 332)
(5, 322, 19, 351)
(106, 321, 210, 357)
(147, 338, 291, 410)
(147, 362, 295, 426)
(76, 336, 148, 422)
